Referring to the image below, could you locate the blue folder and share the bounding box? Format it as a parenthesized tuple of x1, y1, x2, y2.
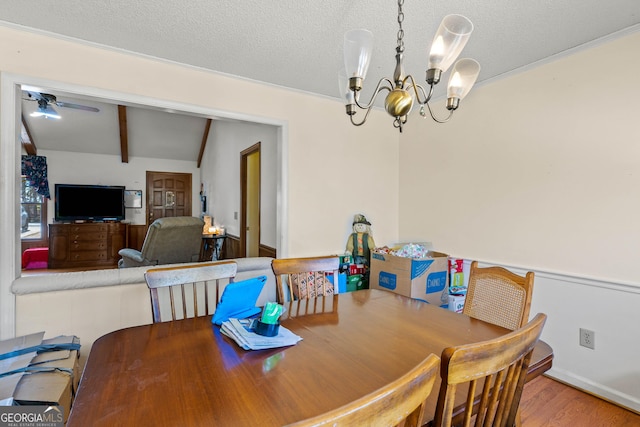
(212, 275, 267, 325)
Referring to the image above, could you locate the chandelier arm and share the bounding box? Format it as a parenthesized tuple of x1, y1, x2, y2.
(349, 106, 375, 127)
(424, 101, 454, 124)
(403, 74, 434, 105)
(353, 78, 394, 110)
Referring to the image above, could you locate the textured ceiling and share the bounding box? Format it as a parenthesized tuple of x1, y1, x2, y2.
(4, 1, 640, 159)
(2, 0, 639, 100)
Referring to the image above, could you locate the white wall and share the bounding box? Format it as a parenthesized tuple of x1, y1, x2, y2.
(400, 30, 640, 411)
(41, 150, 201, 225)
(199, 120, 278, 247)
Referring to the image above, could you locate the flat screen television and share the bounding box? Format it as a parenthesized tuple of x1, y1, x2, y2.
(55, 184, 125, 222)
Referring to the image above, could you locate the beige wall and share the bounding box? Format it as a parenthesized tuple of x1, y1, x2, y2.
(399, 30, 640, 411)
(4, 23, 640, 411)
(400, 30, 640, 283)
(0, 24, 401, 255)
(41, 150, 201, 225)
(0, 24, 401, 348)
(199, 120, 279, 247)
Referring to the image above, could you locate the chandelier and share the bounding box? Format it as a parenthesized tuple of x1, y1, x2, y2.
(340, 0, 480, 132)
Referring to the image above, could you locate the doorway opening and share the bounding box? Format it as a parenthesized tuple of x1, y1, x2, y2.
(2, 74, 289, 339)
(240, 143, 261, 258)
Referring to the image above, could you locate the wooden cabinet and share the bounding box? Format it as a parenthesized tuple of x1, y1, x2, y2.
(48, 223, 127, 269)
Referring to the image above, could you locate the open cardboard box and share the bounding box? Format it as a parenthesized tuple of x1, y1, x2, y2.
(370, 248, 449, 306)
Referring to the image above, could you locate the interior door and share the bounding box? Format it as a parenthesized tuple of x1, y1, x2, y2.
(146, 171, 192, 226)
(240, 143, 261, 257)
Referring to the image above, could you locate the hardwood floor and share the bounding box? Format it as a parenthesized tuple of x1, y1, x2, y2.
(520, 375, 640, 426)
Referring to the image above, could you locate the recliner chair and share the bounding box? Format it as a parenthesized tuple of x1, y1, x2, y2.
(118, 216, 204, 268)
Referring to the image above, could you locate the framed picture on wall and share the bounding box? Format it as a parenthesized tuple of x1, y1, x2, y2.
(124, 190, 142, 209)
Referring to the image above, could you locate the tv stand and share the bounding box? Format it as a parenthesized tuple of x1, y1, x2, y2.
(48, 222, 127, 269)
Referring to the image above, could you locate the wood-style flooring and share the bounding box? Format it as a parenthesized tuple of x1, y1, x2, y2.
(520, 375, 640, 426)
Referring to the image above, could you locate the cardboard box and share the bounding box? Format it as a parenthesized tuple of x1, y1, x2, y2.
(13, 350, 80, 423)
(370, 250, 449, 306)
(448, 294, 467, 313)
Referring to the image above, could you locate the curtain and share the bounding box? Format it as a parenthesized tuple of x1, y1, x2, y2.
(21, 155, 51, 199)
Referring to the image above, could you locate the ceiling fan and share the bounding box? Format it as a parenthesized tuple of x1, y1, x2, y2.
(24, 91, 100, 119)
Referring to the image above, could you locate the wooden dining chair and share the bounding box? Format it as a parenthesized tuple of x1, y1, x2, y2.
(272, 256, 340, 303)
(285, 353, 440, 427)
(462, 261, 535, 330)
(144, 261, 237, 323)
(432, 313, 547, 427)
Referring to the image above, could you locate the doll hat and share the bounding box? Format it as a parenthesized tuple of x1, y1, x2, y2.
(353, 214, 371, 226)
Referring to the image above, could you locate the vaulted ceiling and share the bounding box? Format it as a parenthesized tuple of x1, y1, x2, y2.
(20, 90, 213, 164)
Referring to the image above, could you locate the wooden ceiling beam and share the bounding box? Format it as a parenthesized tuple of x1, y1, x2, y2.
(118, 105, 129, 163)
(197, 118, 212, 168)
(21, 115, 37, 155)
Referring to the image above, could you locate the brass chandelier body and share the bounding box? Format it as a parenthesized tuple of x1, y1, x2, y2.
(341, 0, 480, 132)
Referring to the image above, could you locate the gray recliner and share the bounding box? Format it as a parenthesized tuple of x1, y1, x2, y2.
(118, 216, 204, 268)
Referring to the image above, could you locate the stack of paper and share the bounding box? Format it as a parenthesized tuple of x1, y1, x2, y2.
(221, 318, 302, 350)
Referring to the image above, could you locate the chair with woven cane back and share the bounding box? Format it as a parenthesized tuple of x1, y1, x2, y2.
(462, 261, 535, 331)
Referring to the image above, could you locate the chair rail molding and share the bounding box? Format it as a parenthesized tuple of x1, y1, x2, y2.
(452, 256, 640, 413)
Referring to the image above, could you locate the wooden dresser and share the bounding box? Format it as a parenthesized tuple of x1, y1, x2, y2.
(48, 222, 127, 269)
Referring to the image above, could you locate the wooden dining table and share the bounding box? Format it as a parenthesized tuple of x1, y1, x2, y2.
(67, 289, 553, 426)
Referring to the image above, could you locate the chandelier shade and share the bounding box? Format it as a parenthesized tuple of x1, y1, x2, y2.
(340, 0, 480, 132)
(446, 58, 481, 103)
(343, 29, 374, 81)
(427, 15, 474, 74)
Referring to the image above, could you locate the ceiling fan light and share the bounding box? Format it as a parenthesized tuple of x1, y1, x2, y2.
(31, 105, 61, 120)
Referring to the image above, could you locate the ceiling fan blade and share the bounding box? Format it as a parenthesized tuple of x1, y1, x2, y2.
(55, 101, 100, 113)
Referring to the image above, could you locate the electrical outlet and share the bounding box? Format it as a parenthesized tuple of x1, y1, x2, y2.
(580, 328, 595, 350)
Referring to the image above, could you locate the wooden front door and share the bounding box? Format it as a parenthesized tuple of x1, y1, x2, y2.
(146, 171, 192, 226)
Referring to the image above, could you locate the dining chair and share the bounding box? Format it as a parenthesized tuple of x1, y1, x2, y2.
(462, 261, 535, 330)
(272, 256, 340, 303)
(432, 313, 547, 427)
(144, 260, 237, 323)
(285, 353, 440, 427)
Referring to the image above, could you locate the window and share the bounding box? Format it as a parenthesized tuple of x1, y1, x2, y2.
(21, 176, 47, 241)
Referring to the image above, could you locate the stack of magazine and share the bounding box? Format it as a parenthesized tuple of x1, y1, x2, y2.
(220, 318, 302, 350)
